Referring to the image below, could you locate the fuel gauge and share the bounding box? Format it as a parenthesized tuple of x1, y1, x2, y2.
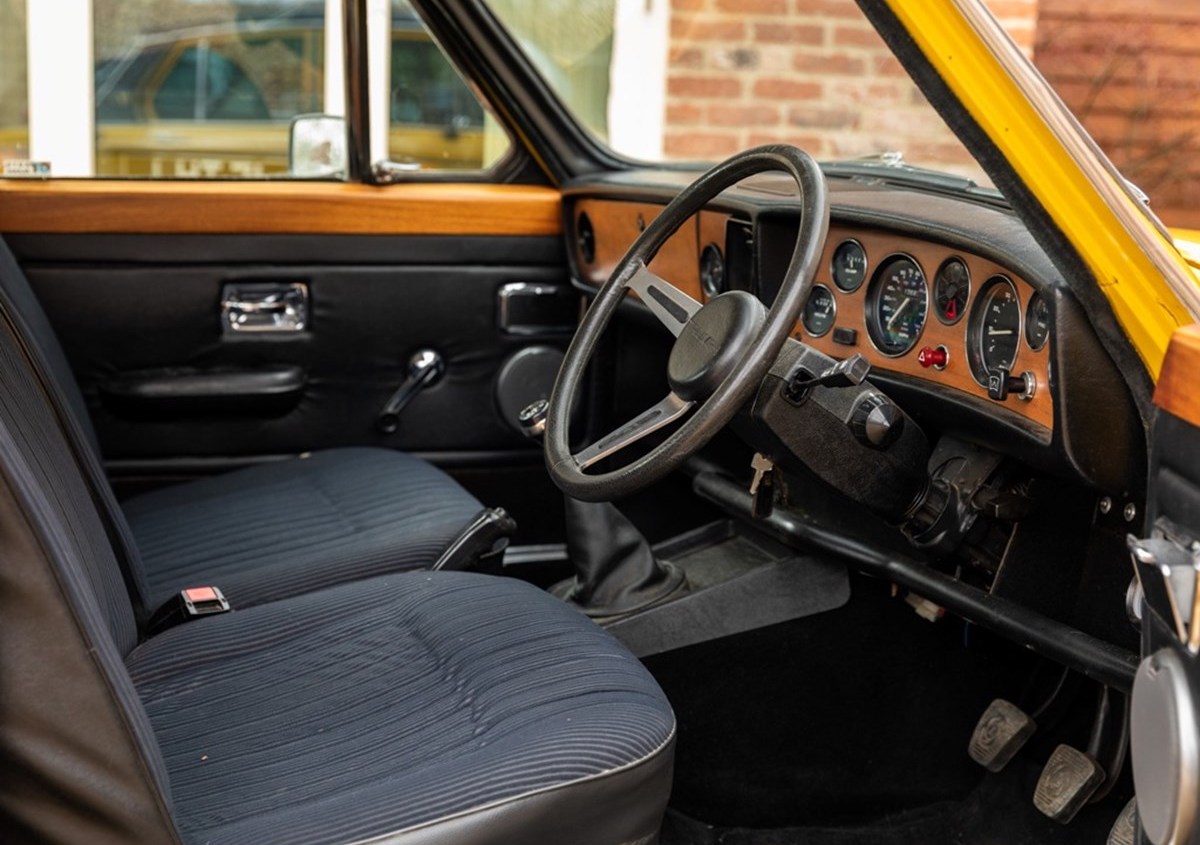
(1025, 292, 1050, 351)
(802, 285, 837, 337)
(933, 257, 970, 325)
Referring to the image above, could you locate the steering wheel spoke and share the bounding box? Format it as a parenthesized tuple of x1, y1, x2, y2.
(573, 393, 694, 470)
(625, 263, 702, 336)
(546, 145, 829, 501)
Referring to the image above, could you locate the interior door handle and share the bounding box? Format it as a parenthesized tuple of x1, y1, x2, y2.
(221, 282, 309, 333)
(377, 349, 445, 434)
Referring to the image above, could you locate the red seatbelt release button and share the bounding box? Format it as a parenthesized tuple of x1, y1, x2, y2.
(180, 586, 230, 617)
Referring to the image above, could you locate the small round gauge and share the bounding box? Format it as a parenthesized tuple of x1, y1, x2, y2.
(831, 239, 868, 292)
(865, 254, 928, 356)
(1025, 292, 1050, 351)
(933, 257, 970, 325)
(968, 275, 1022, 385)
(802, 284, 837, 337)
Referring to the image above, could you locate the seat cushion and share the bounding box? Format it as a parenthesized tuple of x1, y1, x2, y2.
(124, 448, 484, 610)
(127, 571, 676, 845)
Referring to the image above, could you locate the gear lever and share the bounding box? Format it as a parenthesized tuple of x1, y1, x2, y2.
(520, 400, 686, 618)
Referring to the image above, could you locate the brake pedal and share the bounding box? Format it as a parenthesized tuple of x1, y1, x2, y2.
(968, 699, 1036, 772)
(1107, 797, 1137, 845)
(1034, 744, 1105, 823)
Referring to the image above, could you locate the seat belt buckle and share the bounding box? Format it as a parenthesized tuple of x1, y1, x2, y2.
(180, 586, 230, 617)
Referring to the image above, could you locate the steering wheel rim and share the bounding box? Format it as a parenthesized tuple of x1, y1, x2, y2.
(546, 145, 829, 502)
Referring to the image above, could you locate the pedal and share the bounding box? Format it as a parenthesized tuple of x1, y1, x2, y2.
(968, 699, 1036, 772)
(1033, 744, 1105, 823)
(1106, 797, 1137, 845)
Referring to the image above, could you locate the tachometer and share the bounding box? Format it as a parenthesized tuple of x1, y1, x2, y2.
(802, 284, 836, 337)
(968, 275, 1022, 385)
(933, 257, 970, 325)
(865, 255, 928, 356)
(831, 239, 868, 292)
(1025, 292, 1050, 351)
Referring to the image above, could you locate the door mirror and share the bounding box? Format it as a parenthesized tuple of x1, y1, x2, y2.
(288, 114, 347, 179)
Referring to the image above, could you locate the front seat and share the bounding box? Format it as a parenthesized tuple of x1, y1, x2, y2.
(0, 240, 503, 612)
(0, 298, 676, 844)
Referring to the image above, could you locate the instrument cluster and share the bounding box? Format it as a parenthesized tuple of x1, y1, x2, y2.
(785, 225, 1055, 431)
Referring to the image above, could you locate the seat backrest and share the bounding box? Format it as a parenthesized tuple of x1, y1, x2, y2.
(0, 240, 101, 455)
(0, 298, 179, 842)
(0, 239, 151, 620)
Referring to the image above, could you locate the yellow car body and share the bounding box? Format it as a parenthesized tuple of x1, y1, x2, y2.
(887, 0, 1199, 378)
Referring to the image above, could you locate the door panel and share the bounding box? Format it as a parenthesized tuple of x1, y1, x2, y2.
(14, 233, 569, 460)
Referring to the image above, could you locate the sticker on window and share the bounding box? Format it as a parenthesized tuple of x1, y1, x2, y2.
(3, 161, 51, 178)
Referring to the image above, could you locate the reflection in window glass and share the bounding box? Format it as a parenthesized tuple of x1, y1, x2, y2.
(0, 0, 29, 165)
(386, 1, 509, 170)
(1, 0, 507, 179)
(91, 0, 325, 178)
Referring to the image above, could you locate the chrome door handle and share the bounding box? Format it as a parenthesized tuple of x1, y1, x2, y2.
(221, 282, 309, 333)
(377, 349, 445, 434)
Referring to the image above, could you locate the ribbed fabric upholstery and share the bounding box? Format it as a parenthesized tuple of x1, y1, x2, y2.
(127, 571, 676, 845)
(0, 238, 490, 609)
(0, 299, 138, 651)
(124, 448, 484, 609)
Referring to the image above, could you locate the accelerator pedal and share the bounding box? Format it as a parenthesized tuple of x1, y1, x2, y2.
(1034, 744, 1106, 823)
(1107, 797, 1138, 845)
(968, 699, 1036, 772)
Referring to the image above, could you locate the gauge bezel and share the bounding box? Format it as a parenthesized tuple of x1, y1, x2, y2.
(802, 283, 837, 338)
(967, 274, 1023, 386)
(933, 256, 971, 326)
(830, 238, 868, 293)
(864, 253, 929, 358)
(1025, 291, 1050, 352)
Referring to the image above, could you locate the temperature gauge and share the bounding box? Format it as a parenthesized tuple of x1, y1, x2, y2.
(831, 240, 868, 292)
(1025, 292, 1050, 351)
(802, 285, 837, 337)
(933, 257, 970, 325)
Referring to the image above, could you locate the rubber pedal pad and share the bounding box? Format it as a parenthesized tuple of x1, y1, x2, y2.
(968, 698, 1036, 772)
(1034, 744, 1106, 823)
(1107, 797, 1138, 845)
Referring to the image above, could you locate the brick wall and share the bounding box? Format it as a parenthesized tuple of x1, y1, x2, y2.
(1035, 0, 1200, 228)
(662, 0, 1038, 179)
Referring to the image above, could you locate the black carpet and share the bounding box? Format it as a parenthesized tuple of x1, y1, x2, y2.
(644, 574, 1066, 829)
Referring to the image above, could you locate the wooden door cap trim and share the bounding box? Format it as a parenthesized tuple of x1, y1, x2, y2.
(0, 180, 562, 236)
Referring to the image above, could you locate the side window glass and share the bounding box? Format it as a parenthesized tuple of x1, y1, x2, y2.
(0, 0, 508, 179)
(384, 3, 510, 171)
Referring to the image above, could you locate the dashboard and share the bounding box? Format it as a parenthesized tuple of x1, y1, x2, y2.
(566, 173, 1143, 495)
(572, 198, 1053, 432)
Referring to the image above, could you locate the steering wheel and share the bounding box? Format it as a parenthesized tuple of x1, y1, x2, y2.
(546, 145, 829, 502)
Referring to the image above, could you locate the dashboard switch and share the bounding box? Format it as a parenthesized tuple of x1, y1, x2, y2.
(917, 345, 949, 369)
(987, 368, 1036, 402)
(849, 393, 904, 449)
(832, 326, 858, 346)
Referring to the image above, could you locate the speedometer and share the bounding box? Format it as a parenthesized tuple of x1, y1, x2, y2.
(865, 255, 928, 356)
(967, 275, 1022, 385)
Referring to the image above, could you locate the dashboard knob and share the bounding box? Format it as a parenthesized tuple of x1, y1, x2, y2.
(518, 398, 549, 441)
(917, 345, 948, 369)
(849, 393, 904, 449)
(987, 368, 1036, 402)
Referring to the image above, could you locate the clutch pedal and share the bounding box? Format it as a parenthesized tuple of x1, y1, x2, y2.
(968, 699, 1036, 772)
(1033, 744, 1106, 823)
